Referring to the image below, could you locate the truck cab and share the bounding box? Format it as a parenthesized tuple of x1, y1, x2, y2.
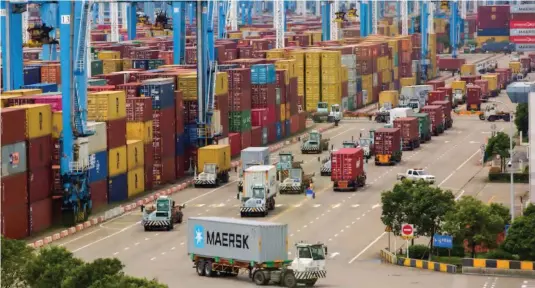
(328, 104, 342, 125)
(451, 81, 467, 107)
(141, 196, 185, 231)
(195, 163, 218, 186)
(240, 165, 278, 217)
(290, 242, 328, 286)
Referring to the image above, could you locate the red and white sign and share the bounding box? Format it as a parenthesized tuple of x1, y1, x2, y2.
(510, 21, 535, 29)
(401, 224, 414, 238)
(510, 36, 535, 43)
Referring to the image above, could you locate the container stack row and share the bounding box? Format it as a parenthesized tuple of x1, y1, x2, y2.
(509, 4, 535, 52)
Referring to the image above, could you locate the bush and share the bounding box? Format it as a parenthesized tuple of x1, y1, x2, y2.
(488, 172, 528, 183)
(484, 249, 518, 260)
(525, 165, 529, 174)
(409, 244, 430, 259)
(433, 243, 466, 258)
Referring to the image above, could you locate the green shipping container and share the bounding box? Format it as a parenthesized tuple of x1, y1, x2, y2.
(347, 95, 356, 111)
(91, 60, 103, 76)
(229, 110, 252, 132)
(413, 113, 431, 142)
(393, 55, 399, 67)
(88, 78, 107, 86)
(148, 59, 165, 70)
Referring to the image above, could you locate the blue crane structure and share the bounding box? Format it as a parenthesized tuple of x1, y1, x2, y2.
(449, 0, 460, 59)
(420, 1, 429, 82)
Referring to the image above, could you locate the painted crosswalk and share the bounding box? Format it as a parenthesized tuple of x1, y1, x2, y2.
(189, 202, 381, 210)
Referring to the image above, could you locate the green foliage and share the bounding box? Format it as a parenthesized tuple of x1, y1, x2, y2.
(408, 244, 429, 260)
(484, 132, 514, 172)
(1, 237, 168, 288)
(484, 249, 517, 260)
(502, 214, 535, 261)
(515, 103, 528, 136)
(489, 203, 511, 225)
(488, 172, 528, 183)
(433, 244, 466, 258)
(524, 203, 535, 217)
(1, 236, 35, 288)
(443, 196, 506, 258)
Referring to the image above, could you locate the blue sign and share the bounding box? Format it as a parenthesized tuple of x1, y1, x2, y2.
(505, 225, 510, 236)
(193, 225, 205, 248)
(433, 234, 453, 249)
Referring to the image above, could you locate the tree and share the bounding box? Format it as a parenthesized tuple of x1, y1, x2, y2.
(24, 246, 84, 288)
(1, 236, 35, 288)
(61, 258, 124, 288)
(89, 275, 168, 288)
(489, 203, 511, 225)
(485, 132, 514, 172)
(502, 214, 535, 261)
(524, 203, 535, 217)
(381, 180, 456, 259)
(444, 196, 505, 258)
(515, 103, 528, 137)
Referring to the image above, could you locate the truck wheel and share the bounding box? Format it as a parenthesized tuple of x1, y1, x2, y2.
(204, 261, 214, 277)
(305, 279, 318, 287)
(282, 272, 297, 288)
(253, 270, 268, 285)
(196, 260, 206, 276)
(144, 226, 150, 232)
(167, 222, 174, 231)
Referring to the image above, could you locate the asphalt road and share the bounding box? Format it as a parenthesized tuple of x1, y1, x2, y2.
(49, 54, 531, 288)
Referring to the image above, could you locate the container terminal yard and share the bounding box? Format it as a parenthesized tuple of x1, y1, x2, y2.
(1, 1, 535, 287)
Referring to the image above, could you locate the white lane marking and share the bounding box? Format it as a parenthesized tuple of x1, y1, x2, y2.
(161, 252, 166, 255)
(194, 204, 206, 207)
(275, 204, 283, 207)
(351, 204, 360, 208)
(372, 204, 381, 209)
(313, 204, 321, 208)
(134, 242, 140, 246)
(180, 242, 184, 245)
(171, 247, 176, 250)
(348, 232, 387, 264)
(145, 237, 150, 241)
(332, 203, 341, 209)
(331, 127, 356, 139)
(58, 228, 103, 247)
(352, 221, 355, 224)
(113, 252, 119, 255)
(185, 180, 239, 204)
(294, 204, 302, 208)
(150, 257, 156, 261)
(329, 252, 340, 259)
(290, 234, 294, 237)
(124, 247, 129, 251)
(438, 148, 481, 187)
(455, 190, 466, 201)
(155, 233, 159, 236)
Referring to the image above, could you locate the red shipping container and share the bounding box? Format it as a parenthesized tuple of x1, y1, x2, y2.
(184, 100, 198, 124)
(1, 204, 29, 239)
(495, 68, 512, 83)
(29, 197, 53, 235)
(1, 172, 28, 207)
(106, 118, 127, 149)
(511, 13, 535, 21)
(356, 59, 375, 75)
(238, 46, 253, 58)
(240, 129, 252, 150)
(252, 83, 276, 108)
(175, 155, 185, 179)
(174, 90, 184, 134)
(421, 105, 444, 134)
(374, 128, 402, 155)
(229, 133, 241, 157)
(90, 179, 108, 210)
(117, 82, 142, 98)
(437, 87, 453, 102)
(511, 21, 535, 29)
(28, 168, 52, 203)
(267, 123, 277, 143)
(96, 73, 126, 86)
(1, 107, 27, 145)
(126, 97, 153, 122)
(474, 80, 489, 98)
(426, 79, 446, 90)
(438, 58, 466, 70)
(393, 117, 420, 144)
(460, 75, 480, 85)
(88, 85, 117, 92)
(275, 104, 281, 123)
(432, 100, 453, 121)
(251, 108, 268, 127)
(466, 86, 482, 109)
(266, 104, 277, 125)
(250, 126, 262, 147)
(427, 91, 447, 104)
(299, 112, 307, 131)
(290, 114, 299, 134)
(331, 148, 365, 181)
(152, 107, 175, 138)
(185, 47, 197, 64)
(27, 135, 52, 171)
(153, 157, 176, 186)
(214, 93, 229, 137)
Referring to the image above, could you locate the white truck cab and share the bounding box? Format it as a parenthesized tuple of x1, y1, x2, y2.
(397, 168, 435, 184)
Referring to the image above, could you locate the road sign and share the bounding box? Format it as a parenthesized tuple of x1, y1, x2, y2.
(433, 234, 453, 249)
(401, 223, 414, 239)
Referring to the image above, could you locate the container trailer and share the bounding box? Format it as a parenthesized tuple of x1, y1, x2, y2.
(427, 91, 447, 104)
(237, 147, 270, 193)
(474, 79, 489, 100)
(451, 81, 467, 107)
(239, 165, 278, 217)
(330, 148, 366, 191)
(393, 117, 420, 151)
(399, 85, 433, 113)
(481, 74, 499, 97)
(374, 128, 402, 166)
(431, 100, 453, 129)
(420, 105, 444, 136)
(412, 113, 432, 143)
(466, 85, 483, 111)
(188, 217, 327, 287)
(194, 145, 231, 188)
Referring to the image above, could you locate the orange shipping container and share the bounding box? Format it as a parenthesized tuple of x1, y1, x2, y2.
(40, 64, 61, 84)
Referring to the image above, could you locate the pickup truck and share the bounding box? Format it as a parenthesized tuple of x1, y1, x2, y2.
(397, 169, 435, 184)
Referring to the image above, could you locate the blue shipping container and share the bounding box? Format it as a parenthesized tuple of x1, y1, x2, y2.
(22, 83, 58, 93)
(477, 28, 510, 37)
(108, 173, 128, 203)
(262, 127, 268, 146)
(356, 77, 363, 92)
(89, 151, 108, 183)
(185, 124, 198, 147)
(175, 133, 186, 156)
(218, 64, 240, 72)
(140, 78, 175, 110)
(24, 66, 41, 85)
(285, 120, 291, 137)
(132, 59, 149, 70)
(251, 64, 276, 84)
(275, 122, 282, 141)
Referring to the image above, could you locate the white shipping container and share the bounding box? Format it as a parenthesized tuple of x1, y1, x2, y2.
(218, 137, 229, 145)
(511, 4, 535, 13)
(510, 29, 535, 36)
(348, 69, 358, 81)
(243, 165, 278, 199)
(341, 54, 357, 69)
(212, 110, 222, 136)
(87, 121, 107, 154)
(516, 43, 535, 52)
(342, 96, 349, 112)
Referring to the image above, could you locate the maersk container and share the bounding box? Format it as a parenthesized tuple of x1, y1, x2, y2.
(240, 147, 270, 176)
(187, 217, 288, 263)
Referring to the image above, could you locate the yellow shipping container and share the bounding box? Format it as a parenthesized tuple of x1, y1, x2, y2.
(379, 91, 399, 109)
(266, 50, 285, 59)
(127, 167, 145, 197)
(393, 67, 399, 80)
(377, 56, 389, 71)
(275, 60, 297, 78)
(197, 144, 231, 173)
(305, 51, 322, 68)
(178, 75, 198, 100)
(126, 140, 144, 170)
(228, 32, 242, 39)
(509, 62, 521, 74)
(400, 77, 416, 87)
(126, 121, 153, 144)
(0, 95, 20, 107)
(98, 51, 121, 60)
(276, 69, 290, 85)
(15, 104, 52, 139)
(481, 75, 498, 91)
(361, 74, 373, 90)
(2, 89, 42, 96)
(108, 146, 127, 177)
(305, 71, 321, 84)
(52, 111, 62, 139)
(298, 81, 305, 97)
(102, 59, 123, 73)
(285, 104, 290, 120)
(122, 59, 132, 70)
(341, 66, 348, 82)
(476, 36, 510, 48)
(289, 50, 305, 67)
(381, 69, 392, 84)
(280, 103, 286, 121)
(365, 89, 375, 105)
(88, 90, 126, 121)
(305, 84, 321, 98)
(451, 81, 467, 95)
(321, 51, 342, 68)
(321, 68, 341, 84)
(215, 72, 229, 95)
(304, 31, 322, 44)
(322, 83, 341, 99)
(461, 64, 476, 76)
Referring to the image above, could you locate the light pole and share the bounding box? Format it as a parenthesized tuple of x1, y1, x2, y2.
(486, 99, 515, 221)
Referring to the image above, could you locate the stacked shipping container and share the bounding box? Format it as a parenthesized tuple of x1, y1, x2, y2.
(126, 97, 154, 190)
(509, 4, 535, 51)
(476, 5, 511, 49)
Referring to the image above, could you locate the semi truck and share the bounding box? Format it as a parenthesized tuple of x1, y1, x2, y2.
(387, 107, 414, 127)
(399, 85, 433, 113)
(301, 130, 330, 154)
(482, 74, 499, 97)
(451, 80, 467, 107)
(237, 147, 270, 193)
(239, 165, 278, 217)
(466, 85, 482, 111)
(194, 144, 231, 188)
(374, 128, 402, 166)
(431, 100, 453, 129)
(420, 105, 444, 136)
(393, 117, 420, 151)
(331, 148, 367, 191)
(412, 113, 431, 143)
(188, 217, 327, 287)
(141, 196, 185, 231)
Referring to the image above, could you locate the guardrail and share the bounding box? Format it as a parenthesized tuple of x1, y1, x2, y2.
(398, 257, 457, 274)
(462, 258, 535, 278)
